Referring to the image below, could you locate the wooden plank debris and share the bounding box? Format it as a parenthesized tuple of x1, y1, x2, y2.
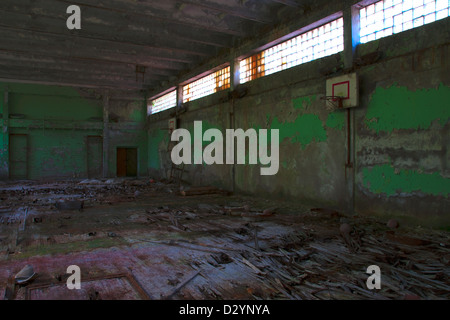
(180, 186, 231, 196)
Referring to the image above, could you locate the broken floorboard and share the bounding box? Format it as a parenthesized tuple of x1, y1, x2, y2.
(0, 179, 449, 300)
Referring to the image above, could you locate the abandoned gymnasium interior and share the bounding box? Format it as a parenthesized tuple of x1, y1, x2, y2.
(0, 0, 449, 302)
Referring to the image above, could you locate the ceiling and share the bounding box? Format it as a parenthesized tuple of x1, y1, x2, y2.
(0, 0, 311, 93)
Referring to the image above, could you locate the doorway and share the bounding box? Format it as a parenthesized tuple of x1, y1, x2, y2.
(9, 134, 28, 180)
(117, 147, 138, 177)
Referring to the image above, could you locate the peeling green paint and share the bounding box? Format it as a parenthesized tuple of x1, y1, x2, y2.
(293, 95, 316, 110)
(130, 108, 145, 122)
(366, 83, 450, 133)
(10, 94, 101, 121)
(326, 111, 346, 130)
(270, 114, 327, 149)
(362, 164, 450, 197)
(0, 82, 149, 179)
(34, 134, 86, 177)
(0, 83, 107, 179)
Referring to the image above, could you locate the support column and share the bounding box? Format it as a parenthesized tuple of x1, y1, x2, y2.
(229, 58, 240, 193)
(2, 88, 9, 179)
(343, 2, 361, 70)
(102, 90, 109, 178)
(343, 2, 360, 214)
(176, 85, 184, 110)
(231, 57, 240, 91)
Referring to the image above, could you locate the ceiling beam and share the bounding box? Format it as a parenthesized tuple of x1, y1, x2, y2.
(0, 50, 169, 82)
(0, 26, 193, 70)
(0, 67, 157, 90)
(0, 0, 303, 91)
(0, 10, 216, 58)
(179, 0, 273, 23)
(57, 0, 248, 35)
(0, 77, 153, 91)
(0, 0, 248, 37)
(268, 0, 301, 7)
(0, 48, 178, 77)
(0, 61, 158, 83)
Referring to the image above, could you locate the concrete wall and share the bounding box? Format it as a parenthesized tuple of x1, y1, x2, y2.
(354, 20, 450, 226)
(147, 17, 450, 227)
(0, 83, 147, 180)
(107, 97, 148, 178)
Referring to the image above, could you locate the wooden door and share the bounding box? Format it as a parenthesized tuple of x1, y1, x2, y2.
(117, 148, 127, 177)
(117, 147, 138, 177)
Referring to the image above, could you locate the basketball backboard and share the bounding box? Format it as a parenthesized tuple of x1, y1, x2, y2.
(325, 73, 359, 109)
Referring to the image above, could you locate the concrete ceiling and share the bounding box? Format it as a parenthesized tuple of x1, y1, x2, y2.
(0, 0, 311, 92)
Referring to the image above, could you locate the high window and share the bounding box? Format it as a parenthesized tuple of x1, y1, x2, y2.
(183, 67, 231, 103)
(360, 0, 450, 44)
(240, 18, 344, 84)
(148, 90, 177, 115)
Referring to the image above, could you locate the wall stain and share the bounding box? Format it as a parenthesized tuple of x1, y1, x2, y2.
(326, 111, 346, 130)
(148, 129, 167, 169)
(293, 95, 316, 110)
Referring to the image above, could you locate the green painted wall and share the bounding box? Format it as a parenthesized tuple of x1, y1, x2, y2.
(359, 82, 450, 215)
(11, 128, 100, 179)
(9, 93, 100, 121)
(269, 114, 327, 149)
(0, 82, 147, 180)
(145, 18, 450, 226)
(362, 164, 449, 197)
(0, 82, 103, 179)
(365, 83, 450, 133)
(326, 111, 346, 130)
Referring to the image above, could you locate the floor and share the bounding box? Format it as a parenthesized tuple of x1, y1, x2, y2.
(0, 179, 449, 300)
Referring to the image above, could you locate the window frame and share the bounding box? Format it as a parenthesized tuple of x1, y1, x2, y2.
(182, 65, 231, 103)
(147, 88, 177, 115)
(358, 0, 450, 44)
(237, 12, 344, 84)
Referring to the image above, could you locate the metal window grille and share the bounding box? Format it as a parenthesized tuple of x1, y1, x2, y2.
(360, 0, 450, 44)
(183, 66, 231, 103)
(148, 90, 177, 115)
(240, 18, 344, 84)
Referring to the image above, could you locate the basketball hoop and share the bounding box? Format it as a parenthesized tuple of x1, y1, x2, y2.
(322, 96, 344, 111)
(325, 73, 359, 110)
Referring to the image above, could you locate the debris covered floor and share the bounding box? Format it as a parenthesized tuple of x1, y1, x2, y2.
(0, 179, 449, 300)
